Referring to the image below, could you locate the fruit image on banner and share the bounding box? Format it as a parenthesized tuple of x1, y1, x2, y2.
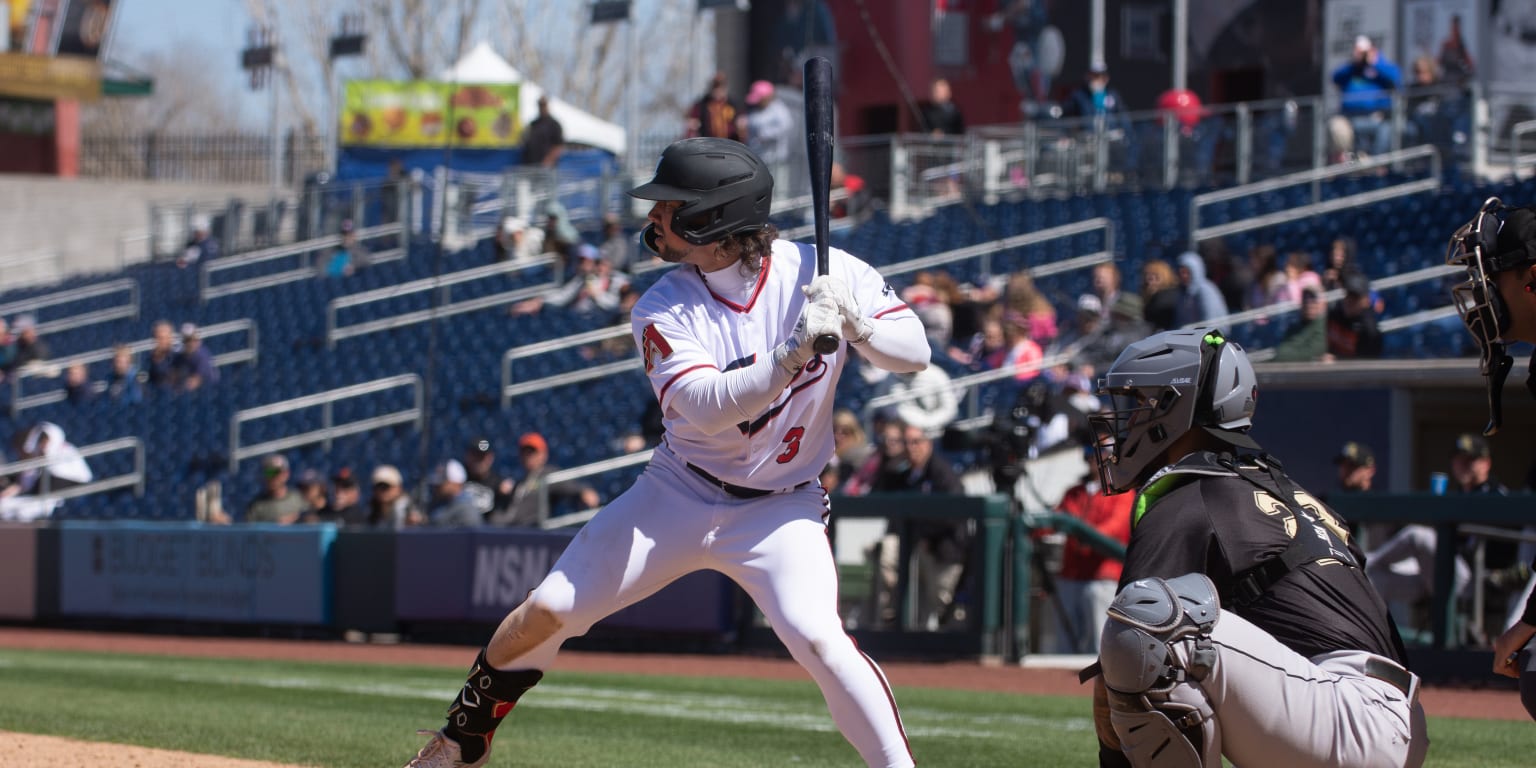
(341, 80, 521, 148)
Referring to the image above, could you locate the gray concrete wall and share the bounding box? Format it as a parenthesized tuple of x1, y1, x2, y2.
(0, 175, 278, 287)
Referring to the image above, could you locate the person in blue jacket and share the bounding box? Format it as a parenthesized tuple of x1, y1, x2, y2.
(1330, 35, 1402, 160)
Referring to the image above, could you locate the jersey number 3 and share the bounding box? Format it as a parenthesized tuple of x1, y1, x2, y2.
(776, 426, 805, 464)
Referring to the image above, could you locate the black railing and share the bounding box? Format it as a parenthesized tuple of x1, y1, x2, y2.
(78, 131, 328, 186)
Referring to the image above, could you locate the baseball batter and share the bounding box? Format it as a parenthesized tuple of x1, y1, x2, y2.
(1445, 198, 1536, 713)
(405, 137, 929, 768)
(1084, 328, 1427, 768)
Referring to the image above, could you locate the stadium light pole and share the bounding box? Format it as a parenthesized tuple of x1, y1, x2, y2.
(590, 1, 634, 171)
(327, 13, 367, 174)
(1172, 0, 1188, 91)
(240, 25, 280, 193)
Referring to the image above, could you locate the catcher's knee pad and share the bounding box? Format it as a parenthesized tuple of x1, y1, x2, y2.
(1098, 573, 1222, 768)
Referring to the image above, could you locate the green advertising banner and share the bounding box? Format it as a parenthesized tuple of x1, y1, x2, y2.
(341, 80, 521, 148)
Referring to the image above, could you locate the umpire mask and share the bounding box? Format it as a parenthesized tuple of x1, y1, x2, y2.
(1446, 197, 1536, 436)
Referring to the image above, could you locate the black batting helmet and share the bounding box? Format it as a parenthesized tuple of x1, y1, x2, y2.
(628, 137, 774, 245)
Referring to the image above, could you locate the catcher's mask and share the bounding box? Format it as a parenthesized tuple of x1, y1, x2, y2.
(1089, 328, 1259, 495)
(1445, 196, 1536, 435)
(628, 137, 773, 259)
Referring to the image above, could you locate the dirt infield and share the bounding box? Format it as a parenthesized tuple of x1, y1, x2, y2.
(0, 626, 1525, 766)
(0, 731, 303, 768)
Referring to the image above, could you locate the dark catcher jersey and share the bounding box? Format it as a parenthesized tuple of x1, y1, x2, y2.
(1120, 451, 1407, 664)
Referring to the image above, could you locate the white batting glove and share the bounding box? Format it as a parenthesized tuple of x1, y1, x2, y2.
(773, 296, 842, 373)
(801, 276, 872, 344)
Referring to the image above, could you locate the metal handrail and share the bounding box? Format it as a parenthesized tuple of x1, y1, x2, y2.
(1189, 263, 1461, 332)
(200, 222, 407, 302)
(537, 449, 656, 529)
(499, 323, 633, 409)
(1190, 146, 1441, 245)
(326, 256, 557, 347)
(8, 318, 259, 416)
(881, 217, 1114, 280)
(0, 436, 146, 503)
(1511, 118, 1536, 175)
(228, 374, 423, 471)
(502, 358, 642, 409)
(0, 278, 138, 335)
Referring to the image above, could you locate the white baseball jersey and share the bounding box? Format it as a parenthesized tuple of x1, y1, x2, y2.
(632, 239, 913, 491)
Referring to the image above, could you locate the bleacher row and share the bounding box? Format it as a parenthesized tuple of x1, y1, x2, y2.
(0, 170, 1523, 520)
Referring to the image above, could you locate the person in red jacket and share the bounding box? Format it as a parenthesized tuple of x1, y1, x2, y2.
(1053, 450, 1133, 653)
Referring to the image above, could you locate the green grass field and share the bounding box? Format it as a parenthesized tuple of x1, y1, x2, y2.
(0, 646, 1529, 767)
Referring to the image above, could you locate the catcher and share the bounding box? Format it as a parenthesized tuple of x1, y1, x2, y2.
(1083, 327, 1427, 767)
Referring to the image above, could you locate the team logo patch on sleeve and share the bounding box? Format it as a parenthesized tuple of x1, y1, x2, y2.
(641, 323, 674, 373)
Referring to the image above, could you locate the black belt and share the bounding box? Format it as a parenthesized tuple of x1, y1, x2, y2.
(1364, 657, 1416, 699)
(687, 463, 809, 499)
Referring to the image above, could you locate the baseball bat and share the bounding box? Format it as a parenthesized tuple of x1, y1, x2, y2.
(804, 56, 840, 355)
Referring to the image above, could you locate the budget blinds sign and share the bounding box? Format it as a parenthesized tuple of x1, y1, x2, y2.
(57, 522, 334, 624)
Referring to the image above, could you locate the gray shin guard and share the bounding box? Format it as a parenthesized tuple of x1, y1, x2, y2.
(1098, 573, 1222, 768)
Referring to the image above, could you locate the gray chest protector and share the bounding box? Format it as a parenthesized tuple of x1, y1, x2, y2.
(1099, 573, 1222, 768)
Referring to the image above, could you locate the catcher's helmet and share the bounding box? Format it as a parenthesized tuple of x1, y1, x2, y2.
(629, 137, 774, 246)
(1445, 197, 1536, 435)
(1089, 328, 1258, 494)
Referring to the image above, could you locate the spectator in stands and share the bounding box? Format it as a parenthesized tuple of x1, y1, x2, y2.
(1080, 293, 1150, 370)
(368, 464, 424, 528)
(1246, 244, 1286, 310)
(1083, 262, 1122, 323)
(519, 96, 564, 169)
(498, 432, 599, 528)
(462, 437, 514, 523)
(1139, 258, 1180, 330)
(323, 219, 365, 278)
(330, 467, 367, 526)
(178, 214, 220, 269)
(1063, 61, 1135, 173)
(62, 362, 95, 405)
(145, 320, 179, 390)
(0, 317, 14, 381)
(832, 409, 874, 490)
(744, 80, 796, 184)
(171, 324, 218, 392)
(994, 310, 1046, 381)
(1270, 287, 1329, 362)
(1406, 56, 1448, 148)
(493, 215, 544, 264)
(1329, 35, 1402, 161)
(870, 423, 968, 631)
(0, 422, 92, 521)
(8, 314, 47, 372)
(918, 77, 966, 136)
(1172, 250, 1229, 327)
(685, 71, 743, 142)
(295, 469, 334, 523)
(1320, 236, 1359, 293)
(1326, 270, 1384, 358)
(842, 416, 908, 498)
(510, 244, 629, 319)
(540, 200, 582, 271)
(105, 344, 143, 404)
(1051, 446, 1133, 653)
(246, 453, 305, 524)
(1269, 251, 1324, 306)
(427, 459, 487, 527)
(1003, 272, 1057, 347)
(597, 212, 638, 274)
(902, 272, 956, 352)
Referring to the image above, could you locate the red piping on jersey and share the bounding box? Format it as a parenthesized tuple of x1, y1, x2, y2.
(851, 638, 914, 760)
(658, 363, 717, 405)
(873, 303, 911, 319)
(700, 252, 771, 313)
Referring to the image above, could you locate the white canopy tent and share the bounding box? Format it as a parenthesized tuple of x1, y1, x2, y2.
(440, 42, 627, 157)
